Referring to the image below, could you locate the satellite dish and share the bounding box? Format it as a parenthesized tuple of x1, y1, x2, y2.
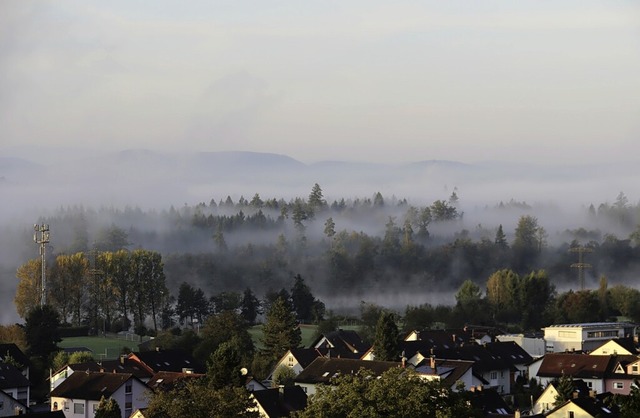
(240, 367, 248, 376)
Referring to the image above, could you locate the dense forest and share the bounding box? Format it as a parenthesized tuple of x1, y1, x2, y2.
(6, 185, 640, 332)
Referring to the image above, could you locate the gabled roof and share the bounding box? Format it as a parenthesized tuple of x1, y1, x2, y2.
(432, 344, 513, 374)
(129, 349, 206, 374)
(537, 353, 613, 379)
(0, 362, 30, 389)
(146, 371, 204, 392)
(295, 358, 399, 385)
(468, 387, 513, 415)
(413, 358, 475, 388)
(548, 396, 619, 417)
(0, 343, 30, 368)
(592, 338, 638, 355)
(311, 330, 370, 359)
(53, 358, 154, 381)
(484, 341, 533, 366)
(405, 329, 467, 347)
(289, 348, 323, 368)
(252, 386, 307, 417)
(50, 372, 144, 400)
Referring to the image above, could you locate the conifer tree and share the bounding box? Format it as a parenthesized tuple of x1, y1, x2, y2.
(373, 312, 400, 361)
(261, 296, 301, 362)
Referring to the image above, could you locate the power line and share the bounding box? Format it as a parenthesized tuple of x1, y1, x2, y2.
(569, 246, 593, 291)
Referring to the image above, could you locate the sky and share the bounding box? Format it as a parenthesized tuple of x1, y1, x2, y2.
(1, 0, 640, 165)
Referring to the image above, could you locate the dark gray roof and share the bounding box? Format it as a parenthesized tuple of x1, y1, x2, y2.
(130, 349, 206, 374)
(0, 362, 30, 389)
(252, 386, 307, 417)
(295, 357, 399, 385)
(50, 372, 144, 400)
(311, 330, 370, 359)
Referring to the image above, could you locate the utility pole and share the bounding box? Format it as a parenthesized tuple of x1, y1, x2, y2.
(570, 246, 593, 291)
(33, 223, 50, 306)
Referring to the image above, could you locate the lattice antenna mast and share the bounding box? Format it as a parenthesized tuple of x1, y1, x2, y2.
(33, 224, 50, 306)
(570, 246, 593, 290)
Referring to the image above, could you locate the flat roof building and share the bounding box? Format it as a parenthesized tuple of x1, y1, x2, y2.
(543, 322, 637, 353)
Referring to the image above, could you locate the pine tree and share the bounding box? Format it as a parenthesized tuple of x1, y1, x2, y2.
(261, 297, 301, 362)
(373, 312, 400, 361)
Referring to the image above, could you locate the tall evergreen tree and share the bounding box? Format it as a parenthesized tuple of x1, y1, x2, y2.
(25, 304, 61, 359)
(373, 312, 400, 362)
(261, 297, 301, 362)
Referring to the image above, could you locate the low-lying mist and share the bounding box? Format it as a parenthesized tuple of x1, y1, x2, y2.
(1, 150, 639, 325)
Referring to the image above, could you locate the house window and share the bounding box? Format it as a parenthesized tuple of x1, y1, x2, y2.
(614, 382, 624, 390)
(490, 372, 497, 380)
(568, 411, 574, 418)
(73, 403, 84, 414)
(125, 381, 132, 394)
(587, 382, 592, 388)
(633, 365, 639, 374)
(287, 356, 294, 367)
(64, 401, 69, 411)
(125, 401, 132, 417)
(0, 400, 4, 410)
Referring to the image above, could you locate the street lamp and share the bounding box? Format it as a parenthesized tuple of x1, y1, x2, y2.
(33, 224, 50, 306)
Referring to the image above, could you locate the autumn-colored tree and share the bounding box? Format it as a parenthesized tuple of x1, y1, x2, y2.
(14, 259, 42, 319)
(0, 324, 28, 353)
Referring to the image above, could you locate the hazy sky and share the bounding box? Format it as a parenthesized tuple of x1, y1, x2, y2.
(2, 1, 639, 164)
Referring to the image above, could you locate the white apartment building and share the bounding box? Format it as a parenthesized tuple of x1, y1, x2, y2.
(542, 322, 637, 353)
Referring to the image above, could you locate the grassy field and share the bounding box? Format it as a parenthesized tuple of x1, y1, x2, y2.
(61, 323, 353, 358)
(58, 325, 357, 359)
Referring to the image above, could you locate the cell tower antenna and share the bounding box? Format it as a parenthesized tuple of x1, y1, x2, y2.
(570, 245, 593, 291)
(33, 223, 50, 306)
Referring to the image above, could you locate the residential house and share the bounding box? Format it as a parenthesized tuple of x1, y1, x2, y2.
(430, 344, 517, 394)
(602, 355, 640, 395)
(0, 362, 30, 409)
(543, 322, 636, 353)
(0, 388, 28, 416)
(496, 334, 546, 358)
(251, 386, 307, 417)
(51, 357, 154, 391)
(267, 348, 323, 384)
(411, 357, 479, 391)
(534, 353, 621, 394)
(310, 329, 370, 359)
(50, 372, 149, 418)
(532, 379, 591, 415)
(467, 386, 514, 416)
(0, 343, 30, 379)
(545, 396, 619, 418)
(590, 338, 637, 356)
(294, 358, 399, 396)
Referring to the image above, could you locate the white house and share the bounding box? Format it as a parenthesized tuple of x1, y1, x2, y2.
(0, 389, 28, 417)
(0, 363, 30, 409)
(542, 322, 636, 353)
(50, 372, 149, 418)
